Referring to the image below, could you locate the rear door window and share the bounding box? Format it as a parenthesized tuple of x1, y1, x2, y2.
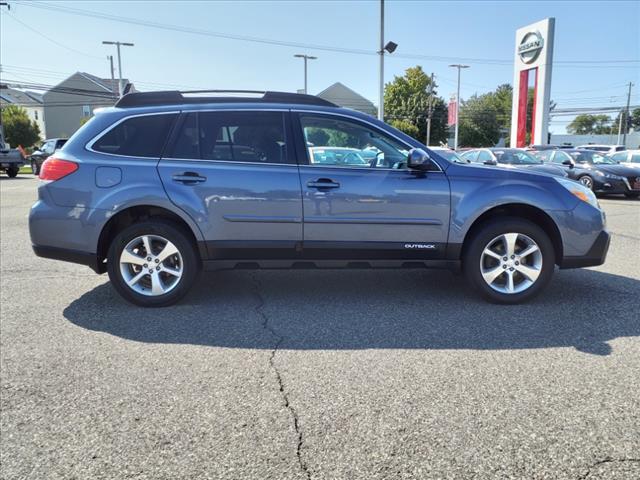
(169, 111, 290, 164)
(91, 113, 177, 157)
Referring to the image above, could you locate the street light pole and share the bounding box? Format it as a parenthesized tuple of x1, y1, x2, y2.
(293, 54, 317, 94)
(449, 64, 469, 150)
(378, 0, 385, 121)
(622, 81, 634, 147)
(102, 41, 134, 98)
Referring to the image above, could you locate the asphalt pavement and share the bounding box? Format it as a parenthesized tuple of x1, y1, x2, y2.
(1, 175, 639, 479)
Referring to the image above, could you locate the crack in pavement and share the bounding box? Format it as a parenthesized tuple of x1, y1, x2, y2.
(251, 273, 311, 480)
(577, 457, 640, 479)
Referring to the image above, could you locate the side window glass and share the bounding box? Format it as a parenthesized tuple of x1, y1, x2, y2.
(536, 150, 552, 162)
(553, 151, 570, 164)
(170, 111, 288, 164)
(611, 152, 626, 162)
(477, 151, 493, 163)
(300, 115, 409, 169)
(92, 114, 177, 157)
(630, 153, 640, 164)
(462, 150, 478, 163)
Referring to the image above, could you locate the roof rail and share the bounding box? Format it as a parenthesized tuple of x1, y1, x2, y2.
(115, 90, 337, 108)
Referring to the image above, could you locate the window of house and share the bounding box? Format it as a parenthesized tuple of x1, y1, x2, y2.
(91, 113, 177, 157)
(82, 105, 92, 117)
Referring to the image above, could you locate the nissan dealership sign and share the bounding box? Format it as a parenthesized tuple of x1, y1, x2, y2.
(518, 31, 544, 64)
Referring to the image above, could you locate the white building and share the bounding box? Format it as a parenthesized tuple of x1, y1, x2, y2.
(0, 86, 45, 139)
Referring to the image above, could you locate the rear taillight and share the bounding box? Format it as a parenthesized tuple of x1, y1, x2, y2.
(39, 157, 78, 181)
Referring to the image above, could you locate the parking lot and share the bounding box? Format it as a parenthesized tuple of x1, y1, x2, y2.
(1, 176, 638, 479)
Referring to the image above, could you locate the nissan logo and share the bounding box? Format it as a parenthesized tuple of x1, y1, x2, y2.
(518, 31, 544, 64)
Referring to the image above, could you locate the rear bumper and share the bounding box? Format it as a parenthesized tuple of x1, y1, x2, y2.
(32, 244, 102, 273)
(559, 230, 610, 269)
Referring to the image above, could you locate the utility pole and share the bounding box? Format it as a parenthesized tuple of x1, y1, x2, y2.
(377, 0, 397, 121)
(449, 64, 469, 150)
(102, 41, 134, 98)
(107, 55, 116, 99)
(293, 54, 317, 94)
(617, 109, 624, 145)
(378, 0, 385, 121)
(622, 81, 634, 147)
(425, 72, 435, 146)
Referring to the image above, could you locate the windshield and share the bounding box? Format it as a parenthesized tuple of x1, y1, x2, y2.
(432, 149, 467, 163)
(568, 150, 616, 164)
(493, 150, 542, 165)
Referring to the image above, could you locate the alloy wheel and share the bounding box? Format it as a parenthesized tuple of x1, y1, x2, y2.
(479, 233, 543, 294)
(119, 234, 183, 296)
(579, 176, 593, 190)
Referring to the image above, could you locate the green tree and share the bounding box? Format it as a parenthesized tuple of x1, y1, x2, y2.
(384, 66, 448, 145)
(631, 107, 640, 130)
(458, 94, 502, 147)
(567, 114, 612, 135)
(388, 119, 420, 139)
(612, 107, 640, 134)
(1, 105, 41, 148)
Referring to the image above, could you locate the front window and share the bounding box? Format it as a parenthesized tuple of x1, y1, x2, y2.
(568, 150, 616, 165)
(300, 115, 409, 169)
(493, 150, 541, 165)
(433, 149, 467, 163)
(552, 151, 572, 164)
(532, 150, 553, 163)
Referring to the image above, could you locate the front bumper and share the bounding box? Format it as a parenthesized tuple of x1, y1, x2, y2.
(559, 230, 611, 269)
(593, 176, 640, 194)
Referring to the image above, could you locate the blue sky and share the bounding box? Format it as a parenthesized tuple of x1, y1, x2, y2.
(1, 0, 639, 133)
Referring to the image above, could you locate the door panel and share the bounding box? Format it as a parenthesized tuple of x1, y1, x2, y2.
(294, 112, 451, 259)
(158, 111, 303, 259)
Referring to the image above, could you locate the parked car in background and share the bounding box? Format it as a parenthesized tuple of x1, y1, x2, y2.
(608, 149, 640, 168)
(577, 144, 626, 155)
(460, 148, 568, 177)
(29, 90, 609, 306)
(429, 146, 469, 164)
(535, 149, 640, 198)
(527, 144, 573, 151)
(0, 124, 25, 178)
(29, 138, 68, 175)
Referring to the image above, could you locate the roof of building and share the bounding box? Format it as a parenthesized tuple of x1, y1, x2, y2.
(316, 82, 377, 114)
(0, 86, 44, 106)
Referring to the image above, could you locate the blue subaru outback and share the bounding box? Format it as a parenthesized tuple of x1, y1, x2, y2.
(29, 91, 610, 307)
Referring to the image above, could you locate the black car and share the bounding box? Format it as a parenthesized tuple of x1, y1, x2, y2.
(29, 138, 68, 175)
(459, 148, 568, 177)
(534, 149, 640, 198)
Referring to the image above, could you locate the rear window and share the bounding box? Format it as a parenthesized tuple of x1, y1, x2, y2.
(91, 114, 177, 157)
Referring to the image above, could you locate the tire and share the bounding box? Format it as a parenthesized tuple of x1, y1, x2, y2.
(463, 218, 555, 304)
(577, 175, 594, 190)
(107, 219, 200, 307)
(624, 192, 639, 199)
(31, 161, 39, 176)
(7, 167, 19, 178)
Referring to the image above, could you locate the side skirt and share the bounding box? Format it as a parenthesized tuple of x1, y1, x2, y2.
(203, 259, 461, 272)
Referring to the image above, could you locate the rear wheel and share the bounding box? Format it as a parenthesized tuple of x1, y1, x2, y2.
(463, 218, 555, 304)
(107, 220, 200, 307)
(7, 167, 19, 178)
(31, 160, 39, 175)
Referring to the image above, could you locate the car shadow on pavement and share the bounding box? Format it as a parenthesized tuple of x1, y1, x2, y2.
(63, 268, 640, 356)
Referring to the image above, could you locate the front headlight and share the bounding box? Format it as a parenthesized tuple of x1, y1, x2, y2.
(555, 177, 600, 209)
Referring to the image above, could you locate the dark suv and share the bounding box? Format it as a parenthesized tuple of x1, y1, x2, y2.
(29, 138, 68, 175)
(30, 91, 610, 307)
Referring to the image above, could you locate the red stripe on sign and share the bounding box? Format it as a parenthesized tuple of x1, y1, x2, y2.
(517, 69, 529, 148)
(530, 68, 538, 145)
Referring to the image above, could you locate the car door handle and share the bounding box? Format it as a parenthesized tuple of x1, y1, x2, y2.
(307, 178, 340, 189)
(172, 172, 207, 184)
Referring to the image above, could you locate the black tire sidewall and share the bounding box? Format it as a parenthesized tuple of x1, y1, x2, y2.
(107, 220, 199, 307)
(463, 218, 555, 304)
(7, 167, 18, 178)
(578, 175, 593, 190)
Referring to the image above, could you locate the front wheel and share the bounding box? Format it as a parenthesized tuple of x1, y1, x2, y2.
(7, 167, 19, 178)
(107, 220, 200, 307)
(31, 160, 39, 175)
(577, 175, 594, 190)
(463, 218, 555, 304)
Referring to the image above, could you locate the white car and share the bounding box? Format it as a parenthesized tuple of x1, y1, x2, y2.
(577, 144, 626, 155)
(609, 149, 640, 168)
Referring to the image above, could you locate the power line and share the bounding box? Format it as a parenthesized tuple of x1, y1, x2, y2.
(13, 0, 640, 68)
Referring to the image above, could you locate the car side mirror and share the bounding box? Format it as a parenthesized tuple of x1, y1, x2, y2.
(562, 159, 575, 169)
(484, 159, 497, 166)
(407, 148, 432, 170)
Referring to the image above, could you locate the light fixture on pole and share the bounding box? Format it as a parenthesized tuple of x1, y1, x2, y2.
(102, 40, 134, 98)
(377, 0, 398, 121)
(449, 64, 469, 150)
(293, 54, 317, 94)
